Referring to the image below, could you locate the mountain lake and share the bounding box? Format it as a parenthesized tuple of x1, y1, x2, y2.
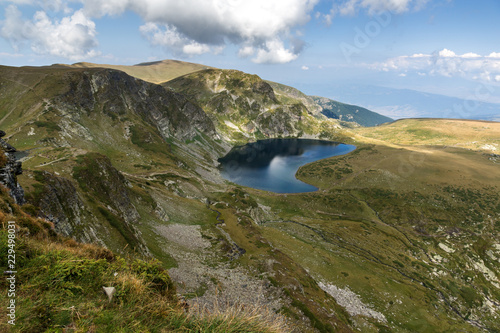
(218, 139, 356, 193)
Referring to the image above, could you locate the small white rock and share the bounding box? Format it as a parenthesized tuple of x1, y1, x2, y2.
(103, 286, 116, 302)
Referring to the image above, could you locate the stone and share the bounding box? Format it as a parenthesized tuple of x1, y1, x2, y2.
(102, 286, 116, 302)
(0, 137, 25, 205)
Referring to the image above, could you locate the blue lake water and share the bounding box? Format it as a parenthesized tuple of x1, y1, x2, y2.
(218, 139, 356, 193)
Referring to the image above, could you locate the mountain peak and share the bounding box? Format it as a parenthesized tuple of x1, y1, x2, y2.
(52, 59, 214, 84)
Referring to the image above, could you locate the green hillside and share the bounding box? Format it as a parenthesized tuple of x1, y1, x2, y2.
(166, 69, 344, 142)
(0, 185, 285, 332)
(312, 96, 393, 126)
(0, 62, 498, 332)
(54, 59, 213, 84)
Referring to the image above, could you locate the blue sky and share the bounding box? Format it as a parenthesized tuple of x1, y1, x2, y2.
(1, 0, 499, 104)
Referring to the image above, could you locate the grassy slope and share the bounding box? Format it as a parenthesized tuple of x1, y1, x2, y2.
(0, 65, 353, 331)
(1, 62, 499, 332)
(356, 118, 500, 151)
(0, 186, 286, 333)
(312, 96, 393, 127)
(58, 59, 213, 84)
(250, 119, 499, 332)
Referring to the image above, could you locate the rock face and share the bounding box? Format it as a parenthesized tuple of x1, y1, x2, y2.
(167, 69, 315, 139)
(30, 171, 85, 237)
(72, 153, 139, 224)
(28, 152, 149, 255)
(54, 69, 217, 141)
(0, 133, 25, 204)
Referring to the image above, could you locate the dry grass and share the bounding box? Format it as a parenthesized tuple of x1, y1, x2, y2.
(186, 296, 290, 333)
(66, 60, 213, 84)
(116, 271, 150, 295)
(355, 118, 500, 152)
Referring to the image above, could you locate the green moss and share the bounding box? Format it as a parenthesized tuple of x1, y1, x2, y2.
(97, 206, 141, 251)
(460, 286, 482, 308)
(130, 124, 171, 156)
(133, 164, 152, 170)
(291, 299, 335, 333)
(34, 120, 61, 132)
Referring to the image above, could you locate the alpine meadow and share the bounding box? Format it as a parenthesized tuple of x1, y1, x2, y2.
(0, 1, 499, 332)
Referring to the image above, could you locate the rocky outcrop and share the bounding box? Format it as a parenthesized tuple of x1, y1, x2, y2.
(54, 69, 216, 141)
(167, 69, 318, 139)
(0, 131, 25, 204)
(27, 153, 149, 254)
(256, 105, 307, 137)
(29, 171, 85, 237)
(265, 81, 324, 118)
(252, 81, 278, 103)
(71, 152, 150, 256)
(72, 152, 139, 223)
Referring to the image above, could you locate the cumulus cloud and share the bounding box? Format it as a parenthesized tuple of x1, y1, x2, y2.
(438, 48, 456, 57)
(0, 5, 99, 60)
(369, 49, 500, 82)
(252, 39, 299, 64)
(81, 0, 318, 63)
(238, 45, 255, 58)
(139, 23, 214, 56)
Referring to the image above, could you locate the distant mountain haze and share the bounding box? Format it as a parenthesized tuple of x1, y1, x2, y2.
(315, 84, 500, 122)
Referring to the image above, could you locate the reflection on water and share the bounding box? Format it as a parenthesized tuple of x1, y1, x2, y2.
(218, 139, 356, 193)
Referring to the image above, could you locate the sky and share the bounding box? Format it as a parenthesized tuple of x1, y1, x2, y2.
(1, 0, 500, 105)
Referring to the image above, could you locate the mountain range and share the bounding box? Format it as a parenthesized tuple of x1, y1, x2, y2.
(0, 60, 498, 332)
(316, 84, 500, 122)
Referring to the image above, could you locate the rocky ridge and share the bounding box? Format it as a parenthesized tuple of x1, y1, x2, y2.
(0, 130, 24, 204)
(166, 69, 325, 141)
(54, 69, 217, 141)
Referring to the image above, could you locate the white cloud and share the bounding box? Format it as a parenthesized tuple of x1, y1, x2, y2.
(2, 0, 72, 13)
(238, 45, 255, 58)
(339, 0, 359, 16)
(0, 5, 99, 60)
(438, 48, 456, 57)
(330, 0, 429, 17)
(462, 52, 480, 58)
(182, 43, 211, 55)
(139, 22, 214, 56)
(0, 0, 35, 5)
(301, 65, 309, 70)
(323, 12, 333, 25)
(82, 0, 318, 63)
(487, 52, 500, 58)
(369, 48, 500, 83)
(0, 51, 24, 57)
(252, 39, 298, 64)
